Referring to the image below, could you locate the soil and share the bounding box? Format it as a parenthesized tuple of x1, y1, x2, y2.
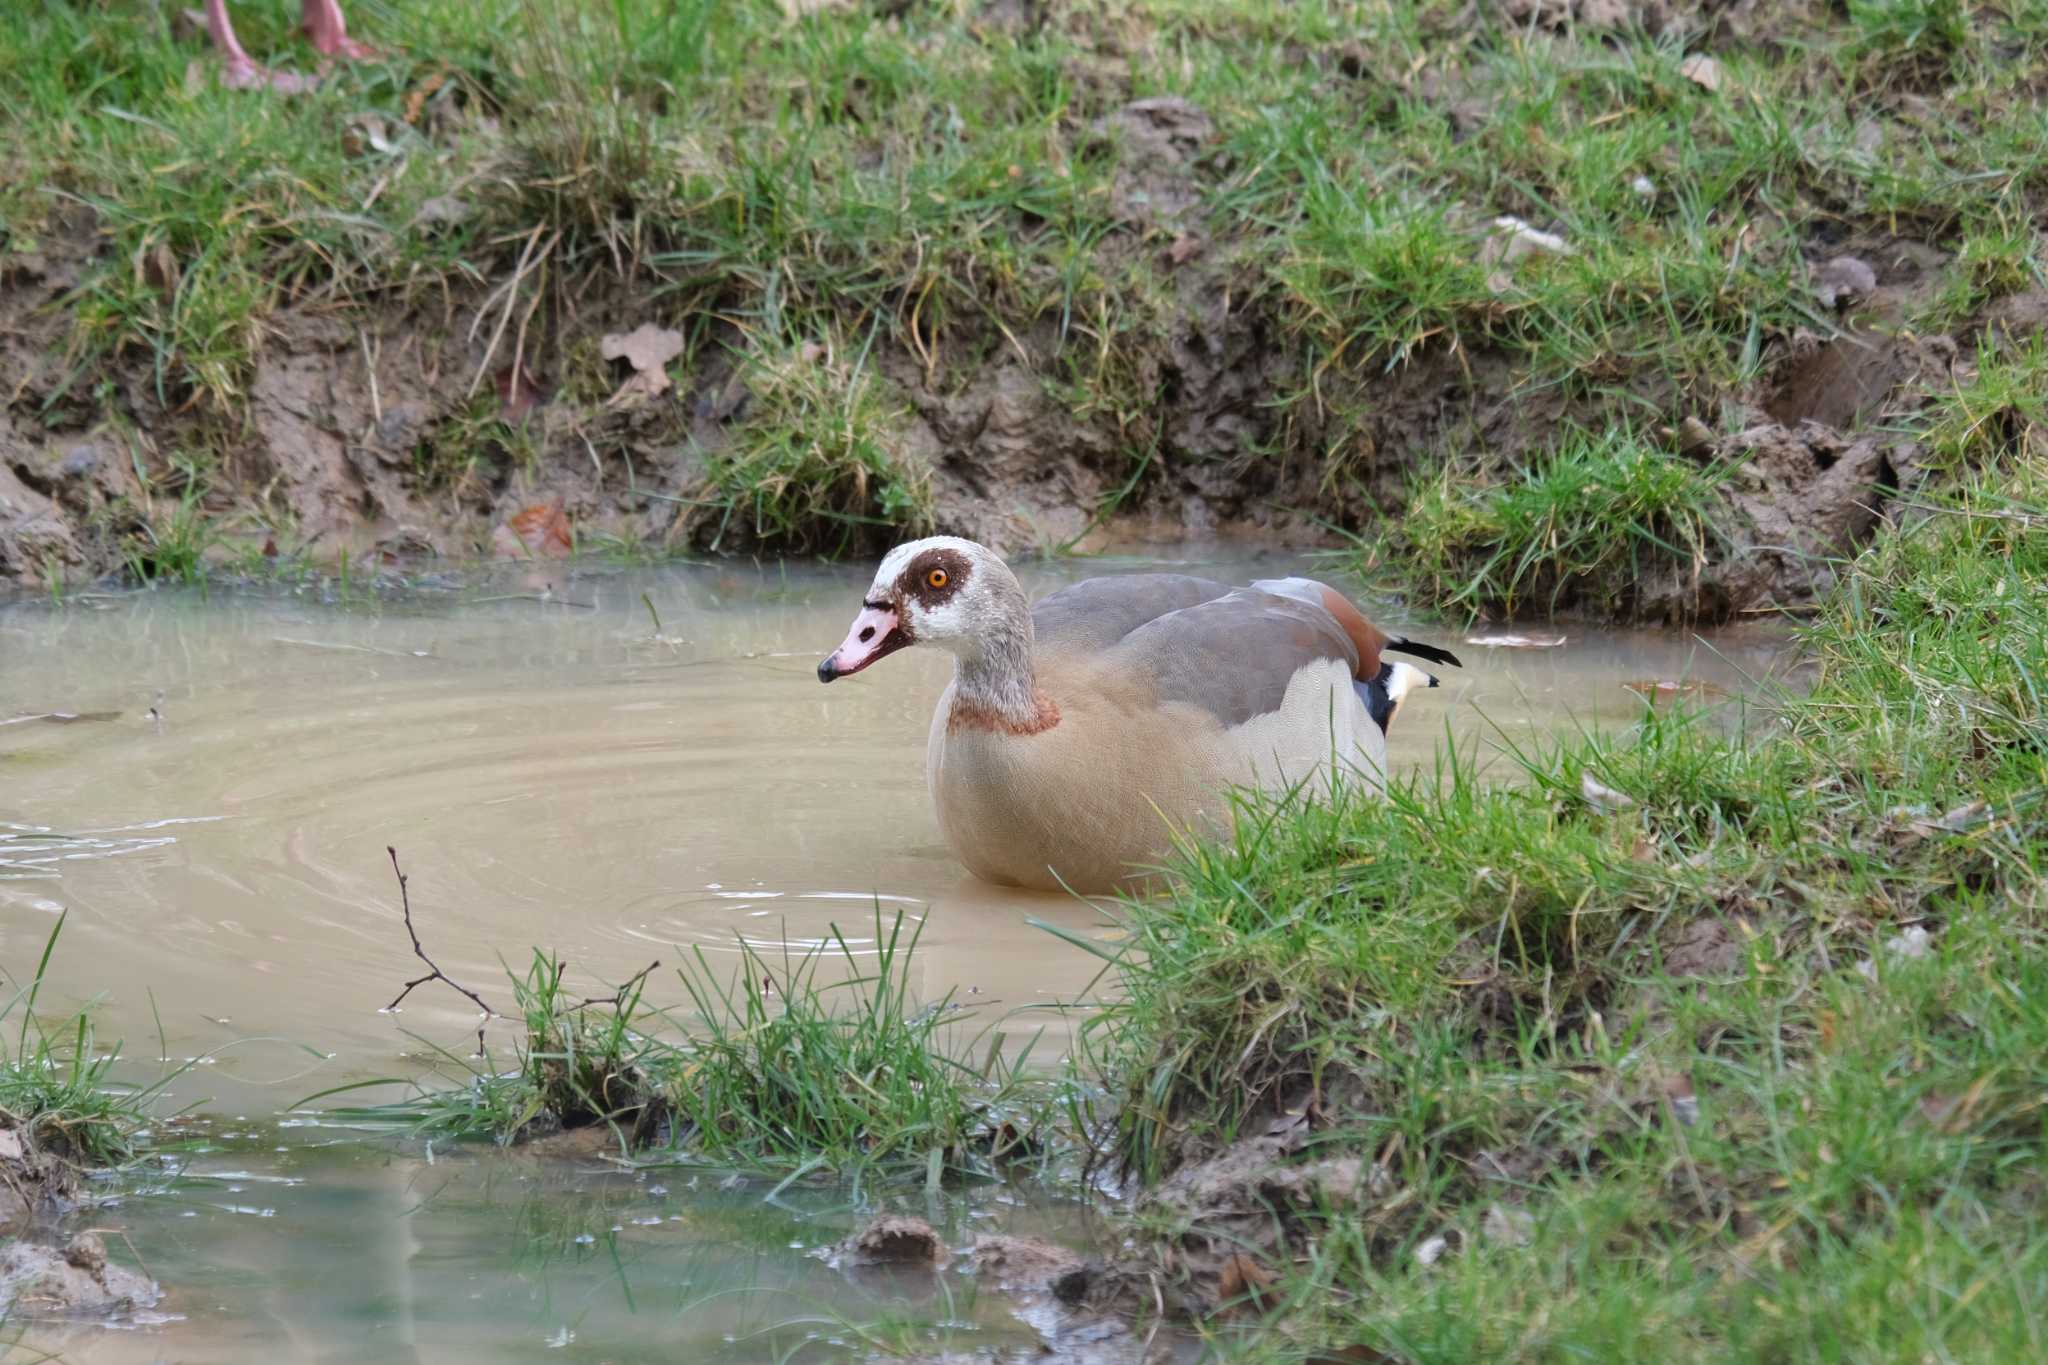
(0, 1232, 161, 1320)
(0, 1120, 160, 1321)
(0, 160, 2004, 625)
(0, 1118, 79, 1233)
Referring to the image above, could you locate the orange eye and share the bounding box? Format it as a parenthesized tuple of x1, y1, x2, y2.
(926, 568, 948, 590)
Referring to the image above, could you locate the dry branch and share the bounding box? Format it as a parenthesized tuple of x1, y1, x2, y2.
(383, 846, 497, 1054)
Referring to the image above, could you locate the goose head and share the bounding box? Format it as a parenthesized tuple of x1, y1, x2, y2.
(817, 537, 1027, 682)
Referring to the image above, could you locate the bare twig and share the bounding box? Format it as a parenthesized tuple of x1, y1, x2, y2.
(383, 847, 496, 1054)
(570, 959, 661, 1012)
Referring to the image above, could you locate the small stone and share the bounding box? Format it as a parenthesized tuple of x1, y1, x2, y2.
(1813, 256, 1878, 310)
(59, 445, 103, 481)
(1677, 415, 1716, 457)
(63, 1234, 106, 1275)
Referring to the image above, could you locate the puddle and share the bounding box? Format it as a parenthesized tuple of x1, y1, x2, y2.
(0, 555, 1791, 1355)
(26, 1119, 1102, 1363)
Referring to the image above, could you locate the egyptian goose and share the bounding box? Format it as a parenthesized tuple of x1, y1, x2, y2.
(818, 537, 1460, 893)
(200, 0, 375, 91)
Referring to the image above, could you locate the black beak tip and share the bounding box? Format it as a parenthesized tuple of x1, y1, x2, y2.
(817, 657, 837, 684)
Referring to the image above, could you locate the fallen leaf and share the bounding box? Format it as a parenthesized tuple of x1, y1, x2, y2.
(1919, 799, 1990, 835)
(1679, 53, 1724, 92)
(403, 68, 449, 124)
(1855, 925, 1936, 981)
(601, 323, 685, 408)
(601, 323, 685, 374)
(1216, 1252, 1277, 1312)
(1580, 772, 1637, 813)
(1675, 415, 1716, 456)
(496, 362, 545, 421)
(1918, 1075, 1990, 1134)
(138, 240, 179, 293)
(1662, 1071, 1700, 1127)
(1486, 215, 1572, 261)
(412, 195, 473, 232)
(491, 499, 572, 560)
(1623, 678, 1728, 705)
(1465, 631, 1567, 648)
(1414, 1232, 1454, 1266)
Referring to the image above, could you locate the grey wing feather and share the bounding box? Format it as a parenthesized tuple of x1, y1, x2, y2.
(1031, 574, 1232, 657)
(1106, 588, 1359, 728)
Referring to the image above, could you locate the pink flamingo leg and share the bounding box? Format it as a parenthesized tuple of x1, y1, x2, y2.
(200, 0, 315, 91)
(300, 0, 378, 60)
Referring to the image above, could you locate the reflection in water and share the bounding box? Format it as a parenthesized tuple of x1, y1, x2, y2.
(0, 558, 1791, 1357)
(30, 1119, 1096, 1363)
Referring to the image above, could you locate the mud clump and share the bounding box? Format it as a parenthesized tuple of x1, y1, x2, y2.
(1058, 1134, 1398, 1323)
(1645, 421, 1901, 622)
(0, 1233, 160, 1320)
(0, 1120, 79, 1232)
(836, 1213, 951, 1268)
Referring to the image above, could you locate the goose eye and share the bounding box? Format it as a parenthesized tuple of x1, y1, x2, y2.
(926, 568, 948, 590)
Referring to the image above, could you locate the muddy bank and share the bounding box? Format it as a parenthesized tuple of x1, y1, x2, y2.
(2, 206, 1989, 617)
(4, 146, 2026, 623)
(0, 1119, 160, 1322)
(0, 1117, 79, 1231)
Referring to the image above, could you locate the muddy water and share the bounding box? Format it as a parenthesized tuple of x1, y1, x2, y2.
(0, 556, 1790, 1358)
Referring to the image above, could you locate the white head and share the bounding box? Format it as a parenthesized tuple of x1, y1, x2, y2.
(817, 537, 1025, 683)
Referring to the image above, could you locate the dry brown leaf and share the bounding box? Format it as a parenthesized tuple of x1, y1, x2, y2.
(491, 499, 572, 560)
(404, 68, 450, 124)
(1679, 53, 1724, 92)
(601, 324, 685, 408)
(495, 362, 545, 422)
(1216, 1252, 1277, 1313)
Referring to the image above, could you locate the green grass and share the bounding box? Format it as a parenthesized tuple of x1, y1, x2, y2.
(1384, 427, 1728, 620)
(664, 911, 1050, 1187)
(1065, 445, 2048, 1356)
(691, 333, 934, 555)
(0, 915, 172, 1168)
(329, 911, 1054, 1190)
(7, 0, 2048, 588)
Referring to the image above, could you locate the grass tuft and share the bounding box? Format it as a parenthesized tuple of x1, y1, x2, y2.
(1384, 428, 1727, 621)
(0, 915, 169, 1168)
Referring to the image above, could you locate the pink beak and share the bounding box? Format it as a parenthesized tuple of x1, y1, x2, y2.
(818, 603, 907, 682)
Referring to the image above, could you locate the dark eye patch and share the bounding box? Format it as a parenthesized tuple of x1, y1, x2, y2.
(898, 548, 971, 607)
